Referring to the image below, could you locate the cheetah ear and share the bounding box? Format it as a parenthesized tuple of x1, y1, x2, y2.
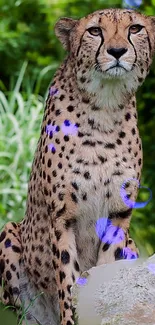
(55, 18, 78, 51)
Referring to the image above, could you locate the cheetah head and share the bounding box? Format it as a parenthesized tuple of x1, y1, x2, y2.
(55, 9, 155, 106)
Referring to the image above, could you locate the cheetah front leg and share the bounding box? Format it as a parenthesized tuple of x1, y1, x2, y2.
(52, 220, 80, 325)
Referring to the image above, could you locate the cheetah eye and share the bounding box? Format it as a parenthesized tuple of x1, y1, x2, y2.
(129, 24, 144, 34)
(87, 27, 102, 36)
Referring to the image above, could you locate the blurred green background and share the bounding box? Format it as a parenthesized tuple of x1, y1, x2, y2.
(0, 0, 155, 323)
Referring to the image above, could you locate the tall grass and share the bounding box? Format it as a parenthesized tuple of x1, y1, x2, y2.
(0, 62, 46, 229)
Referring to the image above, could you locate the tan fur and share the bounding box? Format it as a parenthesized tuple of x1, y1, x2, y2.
(0, 8, 155, 325)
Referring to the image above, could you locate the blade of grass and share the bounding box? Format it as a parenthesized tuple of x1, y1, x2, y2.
(10, 61, 28, 111)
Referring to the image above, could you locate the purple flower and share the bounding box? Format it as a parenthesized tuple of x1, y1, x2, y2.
(76, 277, 88, 286)
(49, 86, 59, 96)
(120, 178, 152, 209)
(61, 120, 78, 136)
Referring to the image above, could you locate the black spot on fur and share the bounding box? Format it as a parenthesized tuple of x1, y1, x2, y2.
(34, 270, 40, 277)
(119, 131, 126, 138)
(102, 243, 110, 252)
(64, 302, 69, 309)
(64, 135, 69, 142)
(109, 209, 132, 219)
(114, 247, 123, 260)
(5, 238, 11, 248)
(72, 182, 79, 191)
(0, 231, 6, 242)
(60, 94, 65, 101)
(67, 105, 74, 112)
(56, 204, 66, 217)
(10, 264, 16, 272)
(12, 287, 20, 295)
(55, 109, 61, 116)
(74, 260, 80, 272)
(66, 319, 72, 325)
(72, 273, 75, 282)
(82, 140, 96, 147)
(61, 250, 70, 264)
(47, 159, 52, 168)
(98, 155, 107, 163)
(84, 171, 91, 179)
(138, 158, 142, 166)
(80, 76, 86, 83)
(125, 112, 131, 121)
(35, 256, 42, 266)
(71, 193, 78, 203)
(82, 193, 87, 200)
(12, 245, 21, 253)
(0, 259, 5, 274)
(58, 193, 64, 201)
(60, 271, 66, 283)
(131, 128, 136, 135)
(55, 230, 62, 241)
(6, 270, 12, 281)
(112, 171, 123, 176)
(116, 139, 122, 145)
(67, 285, 72, 294)
(105, 143, 115, 149)
(52, 243, 57, 255)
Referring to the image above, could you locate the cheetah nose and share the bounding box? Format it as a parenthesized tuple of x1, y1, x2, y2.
(107, 47, 128, 60)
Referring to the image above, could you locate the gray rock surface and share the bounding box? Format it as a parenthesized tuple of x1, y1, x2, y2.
(73, 255, 155, 325)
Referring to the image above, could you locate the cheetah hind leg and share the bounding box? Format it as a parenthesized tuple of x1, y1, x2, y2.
(0, 222, 21, 308)
(0, 222, 40, 325)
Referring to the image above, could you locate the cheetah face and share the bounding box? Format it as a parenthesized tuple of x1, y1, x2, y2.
(55, 9, 155, 91)
(79, 18, 150, 79)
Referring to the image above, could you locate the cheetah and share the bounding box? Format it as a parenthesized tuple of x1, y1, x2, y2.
(0, 8, 155, 325)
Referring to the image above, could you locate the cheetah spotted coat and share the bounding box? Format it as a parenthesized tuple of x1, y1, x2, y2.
(0, 8, 155, 325)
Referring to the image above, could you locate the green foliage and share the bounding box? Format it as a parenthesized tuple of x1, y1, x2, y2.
(0, 62, 43, 229)
(0, 0, 60, 93)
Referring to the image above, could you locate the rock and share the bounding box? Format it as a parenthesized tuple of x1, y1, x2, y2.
(73, 255, 155, 325)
